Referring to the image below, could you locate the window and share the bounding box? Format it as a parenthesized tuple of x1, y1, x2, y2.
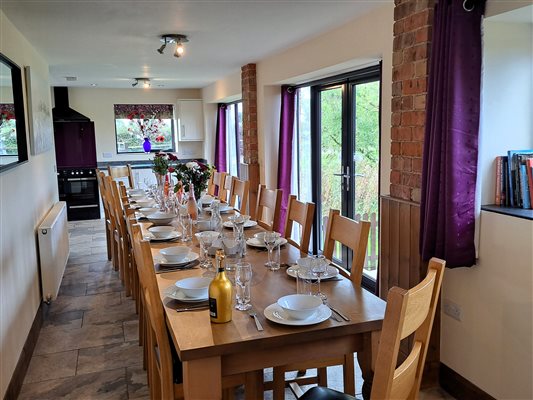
(114, 104, 175, 153)
(225, 102, 243, 176)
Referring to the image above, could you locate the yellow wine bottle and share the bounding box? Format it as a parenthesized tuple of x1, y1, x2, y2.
(209, 249, 233, 323)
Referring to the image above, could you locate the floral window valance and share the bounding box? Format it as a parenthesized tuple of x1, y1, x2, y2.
(114, 104, 174, 120)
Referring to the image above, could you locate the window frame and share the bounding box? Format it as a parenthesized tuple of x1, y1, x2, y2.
(224, 100, 243, 176)
(113, 104, 176, 154)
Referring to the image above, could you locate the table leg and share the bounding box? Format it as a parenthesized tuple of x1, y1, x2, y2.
(357, 331, 379, 400)
(183, 357, 222, 399)
(245, 370, 263, 400)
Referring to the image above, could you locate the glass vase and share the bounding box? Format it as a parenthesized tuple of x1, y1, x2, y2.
(143, 137, 151, 153)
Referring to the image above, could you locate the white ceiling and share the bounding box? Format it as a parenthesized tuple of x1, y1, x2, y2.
(1, 0, 384, 89)
(488, 4, 533, 24)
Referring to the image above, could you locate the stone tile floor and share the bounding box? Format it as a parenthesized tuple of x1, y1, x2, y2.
(19, 219, 454, 399)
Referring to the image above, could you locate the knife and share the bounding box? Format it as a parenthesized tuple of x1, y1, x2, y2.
(176, 305, 209, 312)
(329, 306, 350, 321)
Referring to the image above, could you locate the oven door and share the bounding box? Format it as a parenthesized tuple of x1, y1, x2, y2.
(60, 176, 99, 205)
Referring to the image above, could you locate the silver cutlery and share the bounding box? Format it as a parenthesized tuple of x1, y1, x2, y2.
(329, 305, 350, 321)
(176, 304, 209, 312)
(329, 311, 342, 322)
(248, 310, 264, 331)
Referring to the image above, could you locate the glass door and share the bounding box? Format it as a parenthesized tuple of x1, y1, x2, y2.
(310, 66, 381, 291)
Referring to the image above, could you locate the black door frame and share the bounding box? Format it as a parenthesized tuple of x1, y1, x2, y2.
(307, 64, 382, 293)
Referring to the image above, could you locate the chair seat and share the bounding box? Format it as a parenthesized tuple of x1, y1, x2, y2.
(300, 387, 355, 400)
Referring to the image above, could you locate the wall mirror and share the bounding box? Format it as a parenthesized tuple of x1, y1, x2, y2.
(0, 53, 28, 172)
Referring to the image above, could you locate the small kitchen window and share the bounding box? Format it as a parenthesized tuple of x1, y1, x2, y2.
(114, 104, 175, 153)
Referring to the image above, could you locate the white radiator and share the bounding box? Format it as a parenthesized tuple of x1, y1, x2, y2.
(37, 201, 70, 303)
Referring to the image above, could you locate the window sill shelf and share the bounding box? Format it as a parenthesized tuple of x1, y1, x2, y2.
(481, 205, 533, 221)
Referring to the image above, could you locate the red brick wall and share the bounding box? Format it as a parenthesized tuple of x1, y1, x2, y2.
(390, 0, 434, 203)
(241, 63, 260, 217)
(241, 63, 258, 165)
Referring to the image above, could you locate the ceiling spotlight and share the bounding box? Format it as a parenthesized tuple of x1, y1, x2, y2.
(158, 34, 188, 59)
(132, 78, 150, 88)
(174, 41, 185, 58)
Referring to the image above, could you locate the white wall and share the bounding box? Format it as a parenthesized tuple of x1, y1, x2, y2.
(441, 5, 533, 399)
(201, 3, 393, 193)
(478, 21, 533, 205)
(67, 88, 203, 162)
(0, 11, 58, 397)
(441, 212, 533, 399)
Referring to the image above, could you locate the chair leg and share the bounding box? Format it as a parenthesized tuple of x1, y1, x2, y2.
(318, 367, 328, 387)
(273, 367, 286, 400)
(343, 354, 356, 395)
(105, 224, 112, 261)
(111, 232, 119, 272)
(121, 241, 131, 297)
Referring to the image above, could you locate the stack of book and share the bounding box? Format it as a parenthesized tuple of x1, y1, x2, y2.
(495, 150, 533, 209)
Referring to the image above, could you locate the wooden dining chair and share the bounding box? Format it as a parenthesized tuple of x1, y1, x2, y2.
(220, 174, 234, 203)
(130, 224, 245, 399)
(102, 176, 119, 272)
(229, 178, 250, 215)
(108, 164, 135, 188)
(207, 170, 227, 198)
(283, 195, 315, 255)
(254, 184, 282, 232)
(272, 208, 371, 399)
(96, 169, 112, 262)
(294, 258, 446, 400)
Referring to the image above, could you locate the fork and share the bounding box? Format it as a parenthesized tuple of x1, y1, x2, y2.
(248, 310, 264, 331)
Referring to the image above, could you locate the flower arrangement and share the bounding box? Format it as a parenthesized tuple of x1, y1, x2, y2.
(173, 160, 213, 199)
(126, 110, 166, 142)
(151, 151, 178, 175)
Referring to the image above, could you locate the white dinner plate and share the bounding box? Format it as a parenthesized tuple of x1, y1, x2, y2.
(263, 303, 331, 326)
(246, 237, 288, 248)
(223, 220, 258, 229)
(154, 252, 199, 266)
(163, 285, 207, 302)
(143, 231, 182, 242)
(286, 265, 339, 280)
(205, 204, 234, 214)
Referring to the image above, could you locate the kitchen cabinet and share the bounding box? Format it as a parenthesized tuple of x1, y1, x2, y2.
(176, 99, 204, 141)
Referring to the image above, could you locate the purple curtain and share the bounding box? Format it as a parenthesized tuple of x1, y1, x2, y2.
(277, 86, 296, 234)
(214, 104, 227, 173)
(420, 0, 485, 268)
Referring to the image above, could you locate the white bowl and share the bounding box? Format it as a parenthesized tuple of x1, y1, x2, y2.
(174, 276, 211, 298)
(277, 294, 322, 320)
(139, 207, 159, 217)
(129, 193, 146, 200)
(160, 246, 190, 263)
(149, 226, 176, 238)
(128, 188, 145, 196)
(147, 212, 176, 226)
(136, 198, 156, 208)
(200, 194, 215, 205)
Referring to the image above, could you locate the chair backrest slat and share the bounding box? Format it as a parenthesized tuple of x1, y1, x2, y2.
(254, 184, 282, 232)
(283, 195, 315, 255)
(230, 178, 250, 215)
(323, 209, 370, 286)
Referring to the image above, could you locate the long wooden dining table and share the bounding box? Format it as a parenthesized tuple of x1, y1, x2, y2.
(140, 215, 386, 399)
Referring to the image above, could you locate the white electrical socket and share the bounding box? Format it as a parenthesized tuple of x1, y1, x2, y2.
(443, 299, 462, 321)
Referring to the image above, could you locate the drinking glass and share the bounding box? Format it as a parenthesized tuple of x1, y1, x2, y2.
(179, 213, 192, 242)
(311, 255, 327, 300)
(196, 231, 219, 271)
(263, 231, 281, 270)
(235, 263, 253, 311)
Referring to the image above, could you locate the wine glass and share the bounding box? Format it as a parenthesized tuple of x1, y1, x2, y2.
(195, 231, 219, 273)
(235, 263, 253, 311)
(263, 231, 281, 270)
(311, 255, 327, 301)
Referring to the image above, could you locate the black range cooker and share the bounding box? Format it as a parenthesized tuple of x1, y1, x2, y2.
(53, 87, 100, 221)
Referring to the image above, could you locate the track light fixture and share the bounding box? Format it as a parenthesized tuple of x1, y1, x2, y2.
(157, 34, 189, 58)
(132, 78, 150, 88)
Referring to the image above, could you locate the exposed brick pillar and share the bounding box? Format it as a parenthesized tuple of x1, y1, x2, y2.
(241, 63, 260, 217)
(390, 0, 434, 203)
